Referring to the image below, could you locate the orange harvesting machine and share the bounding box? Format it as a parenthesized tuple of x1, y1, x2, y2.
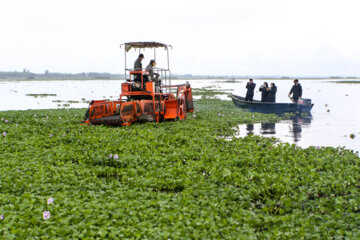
(83, 42, 194, 126)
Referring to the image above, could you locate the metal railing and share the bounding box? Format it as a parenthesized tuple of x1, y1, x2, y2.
(124, 68, 171, 93)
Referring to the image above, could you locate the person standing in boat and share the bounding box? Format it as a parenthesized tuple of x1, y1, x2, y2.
(259, 82, 270, 102)
(269, 83, 277, 102)
(288, 79, 302, 103)
(245, 78, 256, 101)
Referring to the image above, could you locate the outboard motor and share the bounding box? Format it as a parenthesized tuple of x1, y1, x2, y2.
(298, 98, 312, 105)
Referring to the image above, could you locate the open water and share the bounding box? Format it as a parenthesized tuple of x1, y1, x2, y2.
(1, 78, 359, 153)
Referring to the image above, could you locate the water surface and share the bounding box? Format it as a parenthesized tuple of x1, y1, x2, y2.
(1, 78, 359, 152)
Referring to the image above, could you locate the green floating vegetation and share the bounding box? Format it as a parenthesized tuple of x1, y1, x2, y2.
(54, 100, 82, 105)
(213, 79, 242, 83)
(26, 93, 57, 98)
(192, 87, 233, 97)
(0, 98, 360, 239)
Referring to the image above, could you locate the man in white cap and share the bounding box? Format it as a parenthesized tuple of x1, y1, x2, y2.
(145, 59, 160, 81)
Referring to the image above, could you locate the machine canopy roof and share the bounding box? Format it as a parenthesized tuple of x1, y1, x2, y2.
(124, 42, 170, 52)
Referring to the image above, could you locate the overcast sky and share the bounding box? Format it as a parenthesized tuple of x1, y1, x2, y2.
(1, 0, 360, 76)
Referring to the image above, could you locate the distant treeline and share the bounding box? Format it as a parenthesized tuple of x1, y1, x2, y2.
(0, 71, 123, 80)
(0, 71, 358, 81)
(0, 71, 245, 80)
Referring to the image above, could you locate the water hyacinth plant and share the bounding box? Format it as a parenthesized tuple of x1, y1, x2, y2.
(47, 198, 54, 205)
(0, 89, 359, 239)
(43, 211, 50, 220)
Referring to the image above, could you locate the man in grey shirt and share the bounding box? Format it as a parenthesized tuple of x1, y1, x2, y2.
(145, 60, 159, 81)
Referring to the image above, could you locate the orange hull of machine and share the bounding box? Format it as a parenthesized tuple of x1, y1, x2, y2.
(83, 71, 194, 126)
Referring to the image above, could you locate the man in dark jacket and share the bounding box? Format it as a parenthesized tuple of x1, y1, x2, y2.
(133, 54, 144, 83)
(245, 79, 256, 101)
(134, 54, 144, 71)
(288, 79, 302, 103)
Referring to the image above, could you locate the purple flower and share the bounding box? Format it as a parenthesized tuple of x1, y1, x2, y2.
(193, 114, 196, 118)
(47, 198, 54, 205)
(43, 211, 50, 220)
(2, 132, 6, 137)
(108, 153, 113, 159)
(46, 116, 49, 119)
(62, 134, 66, 137)
(113, 154, 119, 160)
(49, 134, 53, 137)
(316, 146, 320, 149)
(5, 120, 8, 123)
(218, 113, 221, 117)
(0, 214, 3, 220)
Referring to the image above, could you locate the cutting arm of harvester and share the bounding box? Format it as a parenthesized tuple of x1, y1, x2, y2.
(83, 80, 194, 125)
(83, 42, 194, 126)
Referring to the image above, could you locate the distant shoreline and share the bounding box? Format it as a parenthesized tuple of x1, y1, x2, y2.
(1, 71, 359, 81)
(1, 77, 360, 82)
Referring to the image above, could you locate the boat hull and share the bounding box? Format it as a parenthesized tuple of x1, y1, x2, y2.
(231, 94, 314, 115)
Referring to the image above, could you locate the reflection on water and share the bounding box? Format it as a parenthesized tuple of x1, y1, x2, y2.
(291, 116, 312, 142)
(240, 116, 313, 145)
(246, 124, 254, 134)
(260, 122, 276, 135)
